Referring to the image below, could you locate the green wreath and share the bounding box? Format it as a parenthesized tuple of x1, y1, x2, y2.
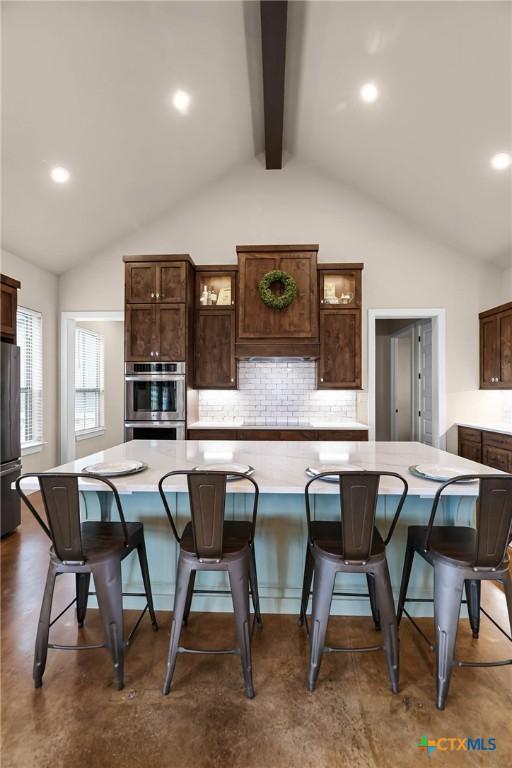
(258, 270, 297, 310)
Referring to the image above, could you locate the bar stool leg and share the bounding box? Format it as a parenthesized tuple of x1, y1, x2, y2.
(397, 541, 415, 624)
(434, 562, 464, 710)
(163, 555, 190, 695)
(182, 570, 196, 626)
(299, 543, 314, 627)
(248, 542, 263, 628)
(307, 558, 336, 692)
(137, 539, 158, 630)
(464, 579, 481, 639)
(33, 563, 58, 688)
(93, 559, 125, 691)
(76, 572, 91, 628)
(503, 571, 512, 636)
(373, 560, 399, 693)
(229, 556, 255, 699)
(366, 572, 381, 631)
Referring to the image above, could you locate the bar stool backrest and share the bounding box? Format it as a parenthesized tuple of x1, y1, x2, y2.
(427, 474, 512, 568)
(187, 472, 227, 561)
(15, 473, 128, 564)
(158, 470, 259, 562)
(305, 471, 409, 563)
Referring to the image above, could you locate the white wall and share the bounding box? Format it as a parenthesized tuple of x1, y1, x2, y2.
(58, 159, 505, 452)
(73, 320, 124, 460)
(1, 249, 58, 470)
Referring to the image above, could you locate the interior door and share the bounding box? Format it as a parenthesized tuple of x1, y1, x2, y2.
(418, 320, 433, 445)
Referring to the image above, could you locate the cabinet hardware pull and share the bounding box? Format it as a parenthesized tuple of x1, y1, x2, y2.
(150, 351, 154, 357)
(230, 378, 234, 383)
(156, 293, 160, 298)
(151, 292, 155, 298)
(320, 377, 324, 383)
(155, 351, 159, 356)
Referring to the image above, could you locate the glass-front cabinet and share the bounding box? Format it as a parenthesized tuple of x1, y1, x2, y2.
(319, 266, 362, 309)
(195, 270, 236, 309)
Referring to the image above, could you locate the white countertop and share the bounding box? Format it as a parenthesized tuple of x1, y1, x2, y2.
(18, 440, 500, 497)
(188, 420, 369, 431)
(458, 422, 512, 437)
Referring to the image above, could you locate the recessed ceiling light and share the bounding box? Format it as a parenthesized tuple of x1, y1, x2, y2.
(172, 89, 191, 115)
(50, 166, 70, 184)
(360, 82, 379, 104)
(490, 152, 511, 171)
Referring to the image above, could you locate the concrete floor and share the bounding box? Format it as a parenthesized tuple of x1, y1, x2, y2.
(1, 501, 511, 768)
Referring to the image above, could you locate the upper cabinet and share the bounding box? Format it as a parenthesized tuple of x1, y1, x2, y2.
(196, 269, 236, 309)
(479, 302, 512, 389)
(1, 274, 21, 344)
(123, 256, 191, 362)
(125, 257, 188, 303)
(236, 244, 319, 357)
(319, 266, 362, 309)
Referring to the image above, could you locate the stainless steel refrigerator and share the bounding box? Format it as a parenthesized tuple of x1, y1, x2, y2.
(1, 341, 21, 536)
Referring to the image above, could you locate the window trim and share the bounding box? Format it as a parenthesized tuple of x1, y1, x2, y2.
(17, 305, 44, 451)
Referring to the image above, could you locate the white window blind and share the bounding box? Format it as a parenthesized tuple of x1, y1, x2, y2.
(17, 307, 43, 449)
(75, 327, 105, 435)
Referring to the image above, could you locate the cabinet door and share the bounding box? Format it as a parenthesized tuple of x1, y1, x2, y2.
(157, 263, 186, 303)
(0, 283, 17, 340)
(482, 445, 511, 472)
(499, 309, 512, 386)
(480, 315, 499, 387)
(158, 304, 186, 361)
(125, 263, 156, 303)
(459, 439, 482, 464)
(195, 310, 236, 388)
(319, 310, 361, 388)
(125, 305, 156, 361)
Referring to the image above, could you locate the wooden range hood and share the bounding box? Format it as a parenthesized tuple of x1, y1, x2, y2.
(235, 244, 320, 359)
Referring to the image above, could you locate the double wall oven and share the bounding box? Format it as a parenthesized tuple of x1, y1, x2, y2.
(124, 362, 185, 440)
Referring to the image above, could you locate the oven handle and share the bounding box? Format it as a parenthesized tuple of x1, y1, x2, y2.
(124, 421, 185, 429)
(124, 375, 185, 383)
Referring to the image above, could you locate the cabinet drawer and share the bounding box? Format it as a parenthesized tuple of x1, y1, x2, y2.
(458, 426, 482, 444)
(482, 445, 511, 473)
(317, 430, 368, 441)
(188, 430, 237, 440)
(482, 431, 512, 452)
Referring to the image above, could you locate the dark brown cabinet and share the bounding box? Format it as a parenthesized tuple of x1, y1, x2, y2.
(125, 259, 188, 304)
(187, 428, 369, 441)
(480, 302, 512, 389)
(318, 309, 361, 389)
(1, 275, 20, 343)
(194, 310, 236, 388)
(125, 304, 186, 361)
(458, 426, 512, 472)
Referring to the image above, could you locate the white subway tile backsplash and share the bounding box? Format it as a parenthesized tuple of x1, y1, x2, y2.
(198, 360, 358, 424)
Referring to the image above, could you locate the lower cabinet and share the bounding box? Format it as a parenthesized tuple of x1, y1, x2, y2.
(187, 429, 369, 441)
(194, 310, 236, 388)
(458, 426, 512, 472)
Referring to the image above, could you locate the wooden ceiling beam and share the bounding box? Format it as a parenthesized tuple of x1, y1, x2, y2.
(260, 0, 288, 170)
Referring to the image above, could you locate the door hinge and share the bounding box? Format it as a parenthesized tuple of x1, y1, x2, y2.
(418, 410, 421, 417)
(418, 335, 421, 342)
(418, 372, 421, 379)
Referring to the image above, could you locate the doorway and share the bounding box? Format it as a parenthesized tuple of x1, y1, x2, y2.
(368, 309, 446, 448)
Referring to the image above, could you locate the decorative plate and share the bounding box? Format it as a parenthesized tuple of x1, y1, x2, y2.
(306, 464, 364, 483)
(193, 463, 255, 481)
(409, 464, 476, 483)
(82, 460, 147, 478)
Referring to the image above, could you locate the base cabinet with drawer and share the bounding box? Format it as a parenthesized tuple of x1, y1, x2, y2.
(458, 426, 512, 472)
(188, 429, 369, 441)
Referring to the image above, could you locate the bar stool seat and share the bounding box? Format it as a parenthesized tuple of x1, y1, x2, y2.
(180, 520, 252, 557)
(311, 521, 385, 559)
(47, 520, 145, 562)
(406, 525, 479, 566)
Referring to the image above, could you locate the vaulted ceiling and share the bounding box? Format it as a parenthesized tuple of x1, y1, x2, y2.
(2, 1, 511, 273)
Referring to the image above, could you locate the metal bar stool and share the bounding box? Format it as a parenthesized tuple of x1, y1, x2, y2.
(299, 471, 408, 694)
(396, 474, 512, 709)
(158, 470, 261, 699)
(16, 473, 158, 690)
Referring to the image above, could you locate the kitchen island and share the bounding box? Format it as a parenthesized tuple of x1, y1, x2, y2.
(19, 440, 500, 616)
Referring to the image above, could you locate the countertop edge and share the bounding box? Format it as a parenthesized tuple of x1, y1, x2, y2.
(457, 422, 512, 438)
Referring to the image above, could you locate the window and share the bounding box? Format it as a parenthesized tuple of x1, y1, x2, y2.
(17, 307, 43, 450)
(75, 327, 104, 436)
